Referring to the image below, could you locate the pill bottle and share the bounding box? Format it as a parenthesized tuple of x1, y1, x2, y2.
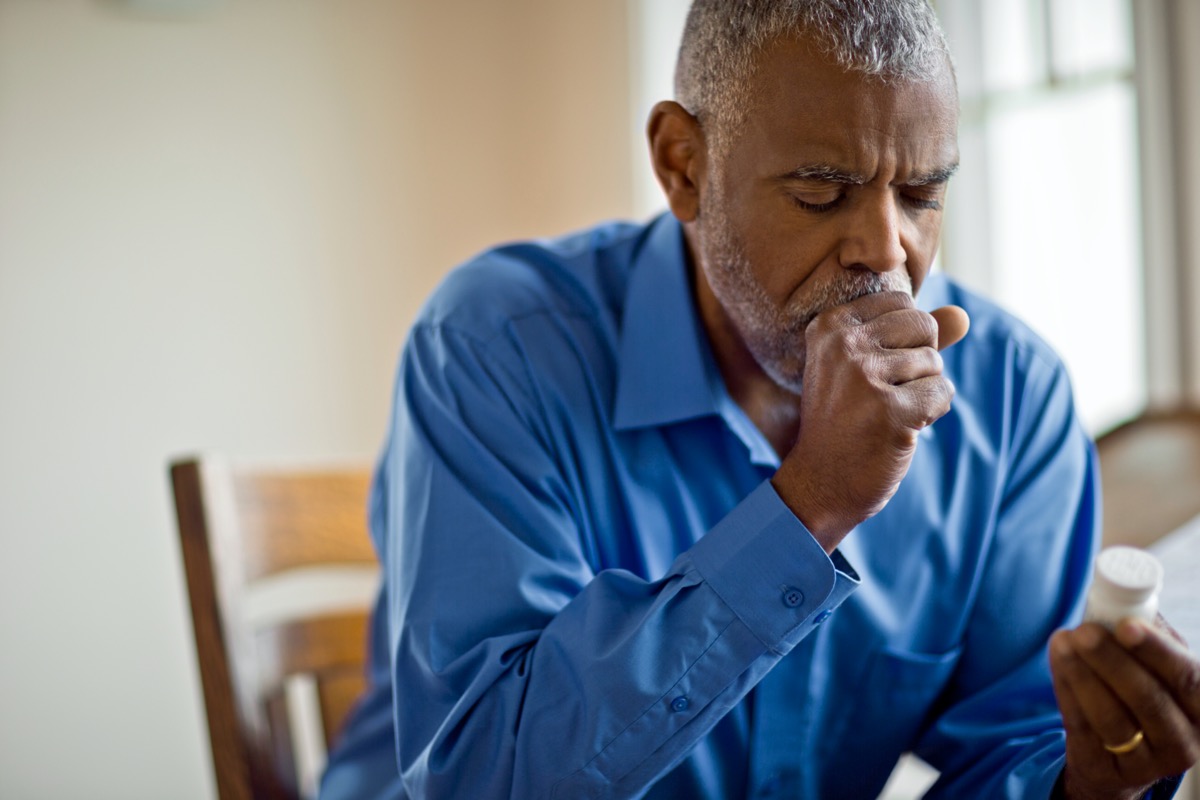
(1083, 546, 1163, 630)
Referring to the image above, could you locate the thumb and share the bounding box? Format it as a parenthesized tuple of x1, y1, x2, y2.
(930, 305, 970, 351)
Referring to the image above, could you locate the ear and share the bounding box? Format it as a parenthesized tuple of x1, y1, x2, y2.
(646, 101, 706, 223)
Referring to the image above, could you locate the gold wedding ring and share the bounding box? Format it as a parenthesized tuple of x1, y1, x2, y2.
(1103, 729, 1145, 755)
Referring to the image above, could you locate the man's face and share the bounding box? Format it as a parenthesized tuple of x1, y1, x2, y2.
(691, 36, 960, 394)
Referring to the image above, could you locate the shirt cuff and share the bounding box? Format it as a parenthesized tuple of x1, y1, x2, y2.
(689, 480, 861, 654)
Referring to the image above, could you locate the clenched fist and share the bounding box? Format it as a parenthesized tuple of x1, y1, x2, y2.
(771, 291, 969, 552)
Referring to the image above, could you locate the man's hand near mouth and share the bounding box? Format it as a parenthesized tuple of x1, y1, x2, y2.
(772, 291, 970, 552)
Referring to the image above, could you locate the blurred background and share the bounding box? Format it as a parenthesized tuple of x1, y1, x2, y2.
(1, 1, 1197, 798)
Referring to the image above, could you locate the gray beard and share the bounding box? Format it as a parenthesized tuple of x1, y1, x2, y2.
(699, 202, 913, 394)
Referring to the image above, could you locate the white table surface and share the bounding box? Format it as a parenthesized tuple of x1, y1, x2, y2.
(1151, 514, 1200, 649)
(1149, 515, 1200, 800)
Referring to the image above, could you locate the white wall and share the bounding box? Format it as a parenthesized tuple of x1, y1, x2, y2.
(0, 1, 633, 797)
(627, 0, 690, 218)
(1176, 0, 1200, 404)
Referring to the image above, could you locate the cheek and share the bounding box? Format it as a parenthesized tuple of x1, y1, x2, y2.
(748, 239, 824, 302)
(737, 213, 828, 298)
(905, 224, 945, 288)
(905, 213, 945, 257)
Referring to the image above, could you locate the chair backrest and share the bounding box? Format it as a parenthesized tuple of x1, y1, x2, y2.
(170, 456, 379, 800)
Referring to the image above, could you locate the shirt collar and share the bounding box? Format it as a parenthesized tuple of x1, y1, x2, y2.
(612, 214, 720, 432)
(611, 214, 790, 468)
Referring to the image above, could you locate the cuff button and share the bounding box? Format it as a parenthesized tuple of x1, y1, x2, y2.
(781, 586, 804, 608)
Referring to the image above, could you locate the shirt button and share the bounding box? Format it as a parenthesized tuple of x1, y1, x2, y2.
(670, 695, 689, 713)
(813, 609, 833, 625)
(781, 586, 804, 608)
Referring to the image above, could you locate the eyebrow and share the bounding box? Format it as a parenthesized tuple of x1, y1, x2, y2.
(780, 164, 867, 185)
(903, 164, 960, 186)
(778, 162, 960, 186)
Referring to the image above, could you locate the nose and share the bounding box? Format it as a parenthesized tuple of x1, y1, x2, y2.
(839, 191, 907, 274)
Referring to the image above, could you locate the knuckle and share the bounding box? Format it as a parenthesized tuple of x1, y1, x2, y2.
(1049, 631, 1069, 662)
(807, 311, 833, 336)
(907, 349, 938, 380)
(1180, 664, 1200, 699)
(920, 379, 953, 424)
(935, 377, 955, 408)
(880, 389, 905, 420)
(1056, 648, 1087, 680)
(830, 325, 863, 360)
(915, 311, 939, 344)
(821, 305, 856, 330)
(926, 346, 945, 374)
(805, 312, 839, 344)
(865, 353, 891, 386)
(1134, 688, 1174, 723)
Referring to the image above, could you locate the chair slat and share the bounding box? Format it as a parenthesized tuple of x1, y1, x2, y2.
(265, 691, 300, 799)
(255, 611, 371, 695)
(232, 469, 376, 582)
(318, 668, 369, 747)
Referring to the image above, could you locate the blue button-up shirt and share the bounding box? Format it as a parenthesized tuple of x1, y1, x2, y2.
(321, 214, 1139, 798)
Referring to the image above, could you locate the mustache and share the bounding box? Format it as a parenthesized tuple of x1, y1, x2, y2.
(789, 271, 913, 330)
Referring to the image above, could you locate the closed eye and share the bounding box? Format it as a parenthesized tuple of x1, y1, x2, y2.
(899, 168, 954, 211)
(902, 194, 943, 211)
(789, 193, 846, 213)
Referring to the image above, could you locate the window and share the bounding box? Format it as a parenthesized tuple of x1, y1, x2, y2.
(937, 0, 1145, 434)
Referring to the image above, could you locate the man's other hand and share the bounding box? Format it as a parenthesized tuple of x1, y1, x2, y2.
(772, 291, 968, 552)
(1050, 618, 1200, 800)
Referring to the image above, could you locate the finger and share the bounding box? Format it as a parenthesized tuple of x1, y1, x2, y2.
(1052, 628, 1143, 753)
(1115, 619, 1200, 721)
(1051, 631, 1192, 798)
(861, 308, 939, 350)
(833, 290, 915, 324)
(1051, 632, 1097, 739)
(1069, 623, 1198, 767)
(888, 374, 954, 430)
(1051, 642, 1161, 791)
(870, 347, 943, 386)
(930, 305, 970, 351)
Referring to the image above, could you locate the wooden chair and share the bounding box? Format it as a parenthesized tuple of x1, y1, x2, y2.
(170, 456, 380, 800)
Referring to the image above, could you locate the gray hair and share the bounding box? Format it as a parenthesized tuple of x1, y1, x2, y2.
(676, 0, 952, 148)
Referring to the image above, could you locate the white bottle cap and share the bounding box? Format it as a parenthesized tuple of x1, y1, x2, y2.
(1093, 546, 1163, 605)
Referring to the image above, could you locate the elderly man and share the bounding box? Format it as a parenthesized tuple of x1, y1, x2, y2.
(321, 1, 1200, 797)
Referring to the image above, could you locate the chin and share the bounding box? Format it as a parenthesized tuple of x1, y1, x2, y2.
(757, 352, 806, 395)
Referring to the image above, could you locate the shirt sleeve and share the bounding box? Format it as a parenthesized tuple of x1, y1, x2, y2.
(382, 323, 859, 800)
(912, 348, 1106, 799)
